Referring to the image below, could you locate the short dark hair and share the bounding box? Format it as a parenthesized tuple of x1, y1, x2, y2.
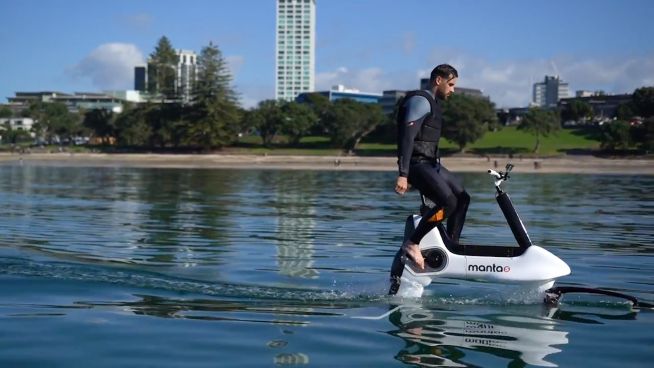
(429, 64, 458, 85)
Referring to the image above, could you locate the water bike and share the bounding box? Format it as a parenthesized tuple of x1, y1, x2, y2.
(388, 163, 653, 309)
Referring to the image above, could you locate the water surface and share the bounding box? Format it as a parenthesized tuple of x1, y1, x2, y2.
(1, 164, 652, 367)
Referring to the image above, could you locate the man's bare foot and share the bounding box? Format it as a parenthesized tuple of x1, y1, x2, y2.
(402, 241, 424, 270)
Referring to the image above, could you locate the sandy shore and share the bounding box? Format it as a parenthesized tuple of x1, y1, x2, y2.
(0, 152, 652, 175)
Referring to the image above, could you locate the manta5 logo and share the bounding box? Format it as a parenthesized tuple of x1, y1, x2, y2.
(467, 264, 511, 273)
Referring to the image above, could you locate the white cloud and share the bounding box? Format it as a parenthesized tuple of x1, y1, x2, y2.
(316, 66, 408, 93)
(427, 51, 654, 107)
(314, 53, 654, 108)
(69, 43, 145, 90)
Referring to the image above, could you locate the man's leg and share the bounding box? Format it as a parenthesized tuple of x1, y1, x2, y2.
(447, 191, 469, 242)
(437, 166, 470, 243)
(403, 163, 455, 269)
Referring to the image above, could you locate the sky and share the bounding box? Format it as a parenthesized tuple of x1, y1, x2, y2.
(1, 0, 653, 109)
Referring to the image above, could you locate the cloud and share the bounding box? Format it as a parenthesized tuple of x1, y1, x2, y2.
(314, 52, 654, 109)
(317, 52, 654, 109)
(316, 66, 404, 93)
(69, 43, 145, 90)
(427, 50, 654, 107)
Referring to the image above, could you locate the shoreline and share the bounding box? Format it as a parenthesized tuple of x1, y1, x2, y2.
(0, 152, 652, 174)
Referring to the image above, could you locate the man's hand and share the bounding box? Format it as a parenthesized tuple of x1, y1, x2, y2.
(395, 176, 409, 195)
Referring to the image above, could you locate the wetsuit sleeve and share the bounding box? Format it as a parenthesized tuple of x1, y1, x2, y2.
(397, 96, 431, 177)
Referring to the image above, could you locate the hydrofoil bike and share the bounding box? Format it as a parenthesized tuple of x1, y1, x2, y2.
(388, 163, 653, 309)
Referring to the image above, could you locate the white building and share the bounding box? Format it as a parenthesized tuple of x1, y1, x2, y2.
(176, 49, 197, 103)
(532, 75, 570, 108)
(0, 117, 35, 137)
(275, 0, 316, 101)
(103, 90, 145, 104)
(139, 49, 197, 102)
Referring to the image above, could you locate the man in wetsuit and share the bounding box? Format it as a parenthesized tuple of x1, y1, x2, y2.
(394, 64, 470, 270)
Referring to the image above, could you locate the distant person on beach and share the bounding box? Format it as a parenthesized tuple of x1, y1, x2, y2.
(393, 64, 470, 270)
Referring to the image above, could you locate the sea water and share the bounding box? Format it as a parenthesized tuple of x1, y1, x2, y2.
(1, 164, 652, 367)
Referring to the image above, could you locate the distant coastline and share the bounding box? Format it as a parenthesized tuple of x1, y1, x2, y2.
(1, 152, 652, 175)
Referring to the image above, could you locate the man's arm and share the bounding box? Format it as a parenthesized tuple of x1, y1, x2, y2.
(395, 96, 431, 194)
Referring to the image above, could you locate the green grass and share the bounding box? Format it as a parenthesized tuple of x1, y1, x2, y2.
(231, 127, 602, 157)
(464, 126, 600, 156)
(358, 126, 601, 157)
(230, 135, 342, 155)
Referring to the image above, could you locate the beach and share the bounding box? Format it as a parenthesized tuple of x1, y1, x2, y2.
(0, 152, 652, 174)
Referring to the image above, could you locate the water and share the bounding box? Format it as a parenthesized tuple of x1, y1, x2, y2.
(1, 164, 652, 367)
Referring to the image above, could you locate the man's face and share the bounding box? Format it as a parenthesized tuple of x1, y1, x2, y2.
(434, 75, 457, 100)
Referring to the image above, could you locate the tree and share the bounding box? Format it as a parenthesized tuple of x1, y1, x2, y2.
(300, 93, 331, 134)
(600, 120, 631, 151)
(184, 42, 241, 149)
(323, 99, 386, 152)
(245, 100, 284, 147)
(148, 102, 183, 148)
(279, 101, 318, 145)
(631, 117, 654, 152)
(26, 101, 79, 144)
(517, 108, 560, 153)
(83, 109, 116, 144)
(1, 121, 31, 144)
(616, 102, 636, 121)
(561, 100, 593, 124)
(442, 94, 497, 152)
(115, 103, 153, 146)
(0, 106, 12, 118)
(632, 86, 654, 118)
(148, 36, 179, 100)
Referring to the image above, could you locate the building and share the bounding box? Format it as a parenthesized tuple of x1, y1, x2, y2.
(8, 91, 124, 113)
(296, 85, 382, 104)
(103, 90, 146, 103)
(0, 117, 35, 133)
(139, 49, 197, 102)
(379, 90, 406, 116)
(532, 75, 570, 107)
(176, 49, 197, 103)
(575, 90, 607, 98)
(134, 66, 147, 92)
(276, 0, 316, 101)
(559, 94, 632, 120)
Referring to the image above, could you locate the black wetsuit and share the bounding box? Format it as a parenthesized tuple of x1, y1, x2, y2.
(397, 90, 470, 243)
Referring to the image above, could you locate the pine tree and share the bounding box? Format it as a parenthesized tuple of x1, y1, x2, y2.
(185, 42, 241, 149)
(148, 36, 178, 100)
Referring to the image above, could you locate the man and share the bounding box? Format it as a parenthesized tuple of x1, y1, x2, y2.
(394, 64, 470, 270)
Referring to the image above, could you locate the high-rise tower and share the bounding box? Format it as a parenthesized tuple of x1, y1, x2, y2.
(275, 0, 316, 101)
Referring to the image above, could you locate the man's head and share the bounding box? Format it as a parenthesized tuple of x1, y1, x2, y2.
(429, 64, 458, 100)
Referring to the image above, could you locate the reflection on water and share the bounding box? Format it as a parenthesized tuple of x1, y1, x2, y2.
(387, 300, 643, 368)
(274, 172, 318, 279)
(389, 305, 568, 367)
